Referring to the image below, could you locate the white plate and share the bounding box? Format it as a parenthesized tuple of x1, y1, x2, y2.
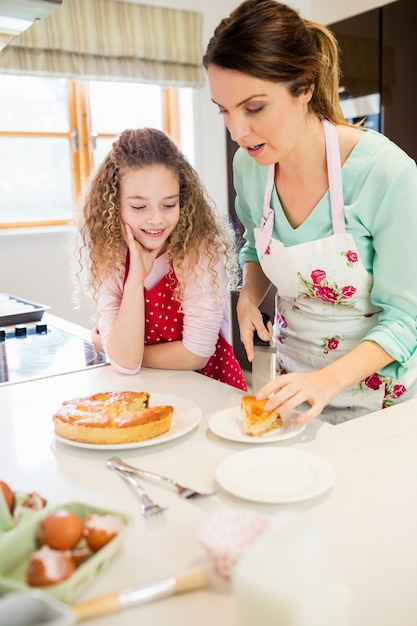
(216, 447, 335, 503)
(208, 406, 305, 443)
(53, 393, 202, 450)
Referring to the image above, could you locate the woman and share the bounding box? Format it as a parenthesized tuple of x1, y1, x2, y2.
(203, 0, 417, 423)
(77, 128, 247, 391)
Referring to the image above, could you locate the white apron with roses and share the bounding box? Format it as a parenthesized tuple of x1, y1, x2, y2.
(254, 119, 411, 424)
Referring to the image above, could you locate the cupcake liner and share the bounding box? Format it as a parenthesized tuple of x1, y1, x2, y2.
(198, 510, 269, 580)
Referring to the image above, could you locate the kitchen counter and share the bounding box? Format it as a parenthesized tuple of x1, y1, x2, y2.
(1, 317, 417, 625)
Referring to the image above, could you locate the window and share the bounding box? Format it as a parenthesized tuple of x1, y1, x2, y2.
(0, 74, 194, 228)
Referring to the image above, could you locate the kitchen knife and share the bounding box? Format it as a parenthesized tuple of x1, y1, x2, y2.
(251, 312, 276, 396)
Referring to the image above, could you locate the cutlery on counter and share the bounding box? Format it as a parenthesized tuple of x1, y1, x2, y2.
(107, 457, 217, 500)
(107, 462, 166, 518)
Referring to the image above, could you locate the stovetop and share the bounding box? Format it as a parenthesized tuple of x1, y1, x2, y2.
(0, 320, 108, 386)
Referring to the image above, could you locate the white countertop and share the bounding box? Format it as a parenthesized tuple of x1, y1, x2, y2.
(1, 319, 417, 625)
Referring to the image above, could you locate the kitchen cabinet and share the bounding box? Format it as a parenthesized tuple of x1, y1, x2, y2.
(329, 0, 417, 160)
(381, 0, 417, 160)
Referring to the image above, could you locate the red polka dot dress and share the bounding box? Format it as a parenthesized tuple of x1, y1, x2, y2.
(144, 270, 247, 391)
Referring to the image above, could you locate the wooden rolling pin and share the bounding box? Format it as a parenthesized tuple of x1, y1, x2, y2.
(71, 567, 210, 621)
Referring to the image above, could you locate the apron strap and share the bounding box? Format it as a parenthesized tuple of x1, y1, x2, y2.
(256, 165, 275, 256)
(322, 118, 345, 235)
(263, 164, 275, 216)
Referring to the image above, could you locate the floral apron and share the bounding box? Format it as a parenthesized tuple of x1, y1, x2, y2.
(135, 259, 247, 391)
(255, 118, 412, 423)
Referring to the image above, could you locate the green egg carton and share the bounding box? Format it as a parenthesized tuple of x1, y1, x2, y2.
(0, 487, 18, 532)
(0, 501, 132, 604)
(0, 488, 46, 535)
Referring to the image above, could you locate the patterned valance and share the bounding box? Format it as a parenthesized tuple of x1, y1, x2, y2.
(0, 0, 204, 86)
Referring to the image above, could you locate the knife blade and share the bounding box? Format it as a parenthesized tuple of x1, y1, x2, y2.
(251, 312, 276, 395)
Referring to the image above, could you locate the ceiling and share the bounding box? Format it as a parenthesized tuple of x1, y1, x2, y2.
(0, 0, 62, 51)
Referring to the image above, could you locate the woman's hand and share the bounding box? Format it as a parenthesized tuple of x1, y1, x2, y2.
(256, 370, 335, 424)
(256, 340, 395, 423)
(236, 262, 273, 362)
(237, 301, 273, 362)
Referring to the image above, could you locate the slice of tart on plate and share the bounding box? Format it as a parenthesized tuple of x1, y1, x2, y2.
(241, 396, 282, 437)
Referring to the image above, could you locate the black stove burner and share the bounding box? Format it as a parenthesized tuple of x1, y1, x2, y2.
(0, 322, 108, 386)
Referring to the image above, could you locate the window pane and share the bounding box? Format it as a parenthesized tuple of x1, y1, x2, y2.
(89, 82, 163, 134)
(94, 137, 116, 168)
(0, 75, 69, 132)
(178, 88, 195, 166)
(0, 138, 73, 223)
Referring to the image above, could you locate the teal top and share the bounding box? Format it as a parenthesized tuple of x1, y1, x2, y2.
(233, 129, 417, 377)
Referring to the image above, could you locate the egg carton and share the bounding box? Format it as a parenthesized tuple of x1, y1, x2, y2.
(0, 500, 131, 603)
(0, 488, 47, 535)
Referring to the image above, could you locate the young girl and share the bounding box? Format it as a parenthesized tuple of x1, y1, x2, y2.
(77, 128, 247, 391)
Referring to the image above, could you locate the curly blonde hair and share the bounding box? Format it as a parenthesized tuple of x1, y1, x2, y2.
(76, 128, 239, 307)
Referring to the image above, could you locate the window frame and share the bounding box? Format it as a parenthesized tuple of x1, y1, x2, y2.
(0, 79, 180, 229)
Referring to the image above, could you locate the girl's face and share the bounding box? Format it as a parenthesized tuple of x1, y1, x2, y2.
(207, 65, 313, 167)
(119, 164, 180, 255)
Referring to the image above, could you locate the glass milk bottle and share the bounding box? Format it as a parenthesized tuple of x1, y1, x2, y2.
(233, 512, 351, 626)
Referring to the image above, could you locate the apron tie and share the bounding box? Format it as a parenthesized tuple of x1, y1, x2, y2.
(256, 165, 275, 256)
(322, 118, 345, 235)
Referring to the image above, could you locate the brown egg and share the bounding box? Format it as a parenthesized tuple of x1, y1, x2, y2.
(71, 546, 91, 566)
(21, 492, 47, 511)
(38, 509, 84, 550)
(83, 513, 125, 552)
(0, 480, 14, 512)
(27, 546, 75, 586)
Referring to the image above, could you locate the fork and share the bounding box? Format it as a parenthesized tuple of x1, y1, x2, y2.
(107, 457, 217, 500)
(107, 463, 166, 518)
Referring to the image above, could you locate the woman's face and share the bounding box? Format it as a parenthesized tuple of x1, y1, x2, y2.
(119, 164, 180, 255)
(207, 65, 313, 166)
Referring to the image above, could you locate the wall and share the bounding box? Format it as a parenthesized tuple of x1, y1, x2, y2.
(0, 227, 95, 327)
(310, 0, 396, 24)
(0, 0, 393, 330)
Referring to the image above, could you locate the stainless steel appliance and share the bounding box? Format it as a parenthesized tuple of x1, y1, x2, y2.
(0, 320, 108, 386)
(0, 294, 108, 386)
(340, 92, 382, 131)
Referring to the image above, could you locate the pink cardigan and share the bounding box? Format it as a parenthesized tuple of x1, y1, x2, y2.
(97, 251, 233, 374)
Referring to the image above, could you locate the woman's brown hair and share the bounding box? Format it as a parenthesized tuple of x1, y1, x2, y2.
(203, 0, 347, 124)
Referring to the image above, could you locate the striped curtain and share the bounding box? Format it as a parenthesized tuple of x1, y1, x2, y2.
(0, 0, 204, 86)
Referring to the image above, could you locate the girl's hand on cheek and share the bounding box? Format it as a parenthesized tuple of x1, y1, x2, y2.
(124, 223, 156, 282)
